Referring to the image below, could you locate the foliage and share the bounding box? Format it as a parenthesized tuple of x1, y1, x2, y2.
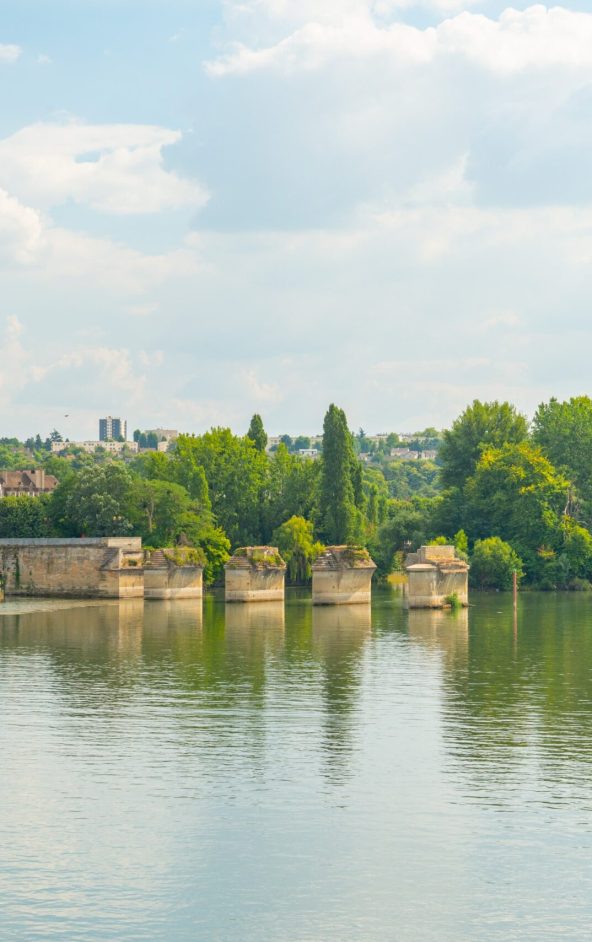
(464, 443, 569, 573)
(57, 463, 136, 536)
(135, 478, 206, 546)
(134, 430, 159, 449)
(444, 592, 461, 611)
(162, 546, 207, 568)
(247, 414, 268, 453)
(454, 529, 469, 559)
(439, 400, 528, 489)
(273, 515, 323, 584)
(0, 494, 53, 538)
(260, 444, 320, 542)
(369, 497, 438, 578)
(227, 546, 285, 569)
(318, 404, 363, 544)
(532, 396, 592, 524)
(469, 537, 524, 590)
(193, 526, 231, 585)
(174, 430, 266, 547)
(381, 459, 441, 499)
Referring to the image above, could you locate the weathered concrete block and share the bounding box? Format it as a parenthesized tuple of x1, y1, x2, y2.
(405, 545, 469, 608)
(0, 538, 144, 599)
(143, 548, 203, 600)
(312, 546, 376, 605)
(224, 546, 286, 602)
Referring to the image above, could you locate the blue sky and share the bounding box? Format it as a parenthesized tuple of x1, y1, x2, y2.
(2, 0, 592, 439)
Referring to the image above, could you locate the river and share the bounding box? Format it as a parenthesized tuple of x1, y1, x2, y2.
(1, 590, 591, 941)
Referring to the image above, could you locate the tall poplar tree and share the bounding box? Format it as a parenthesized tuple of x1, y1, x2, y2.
(319, 404, 358, 544)
(247, 413, 268, 452)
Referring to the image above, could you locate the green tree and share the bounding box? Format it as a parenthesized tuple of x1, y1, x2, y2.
(273, 516, 323, 584)
(247, 414, 268, 452)
(56, 463, 136, 536)
(174, 430, 267, 546)
(318, 404, 362, 544)
(0, 494, 53, 538)
(464, 442, 570, 575)
(470, 537, 524, 590)
(439, 400, 528, 489)
(532, 396, 592, 524)
(135, 479, 201, 546)
(260, 443, 319, 541)
(453, 529, 469, 559)
(370, 497, 437, 577)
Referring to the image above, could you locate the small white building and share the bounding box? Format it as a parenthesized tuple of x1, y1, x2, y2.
(51, 440, 139, 455)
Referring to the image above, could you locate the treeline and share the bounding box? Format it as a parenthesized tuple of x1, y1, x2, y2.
(375, 397, 592, 590)
(4, 396, 592, 589)
(0, 406, 389, 584)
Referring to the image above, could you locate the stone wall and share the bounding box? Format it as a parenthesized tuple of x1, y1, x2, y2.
(0, 538, 144, 599)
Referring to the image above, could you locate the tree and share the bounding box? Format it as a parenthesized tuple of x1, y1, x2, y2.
(532, 396, 592, 524)
(260, 443, 320, 541)
(464, 442, 570, 575)
(293, 435, 311, 451)
(318, 404, 360, 544)
(135, 479, 200, 546)
(439, 400, 528, 488)
(247, 414, 268, 452)
(57, 463, 136, 536)
(174, 430, 267, 546)
(369, 497, 437, 577)
(470, 537, 524, 590)
(273, 516, 323, 584)
(0, 495, 53, 538)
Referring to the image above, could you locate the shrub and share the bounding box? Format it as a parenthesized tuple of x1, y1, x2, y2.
(444, 592, 461, 611)
(470, 537, 524, 590)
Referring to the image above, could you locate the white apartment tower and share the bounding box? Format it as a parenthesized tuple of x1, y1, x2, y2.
(99, 416, 127, 441)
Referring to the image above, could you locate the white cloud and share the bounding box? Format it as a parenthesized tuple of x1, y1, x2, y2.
(0, 316, 29, 406)
(207, 5, 592, 76)
(0, 121, 208, 214)
(0, 189, 44, 265)
(0, 44, 21, 63)
(242, 368, 283, 403)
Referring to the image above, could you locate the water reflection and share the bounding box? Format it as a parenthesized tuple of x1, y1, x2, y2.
(312, 605, 371, 785)
(437, 594, 592, 804)
(224, 600, 285, 634)
(3, 593, 592, 941)
(407, 607, 469, 670)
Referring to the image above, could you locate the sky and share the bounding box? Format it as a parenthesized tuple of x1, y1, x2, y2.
(2, 0, 592, 439)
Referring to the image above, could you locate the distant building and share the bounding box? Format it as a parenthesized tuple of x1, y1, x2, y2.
(390, 448, 419, 461)
(0, 469, 58, 497)
(145, 428, 178, 443)
(51, 441, 138, 455)
(297, 448, 319, 459)
(99, 416, 127, 442)
(420, 450, 438, 461)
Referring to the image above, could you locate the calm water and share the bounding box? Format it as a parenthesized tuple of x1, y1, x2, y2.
(1, 590, 592, 942)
